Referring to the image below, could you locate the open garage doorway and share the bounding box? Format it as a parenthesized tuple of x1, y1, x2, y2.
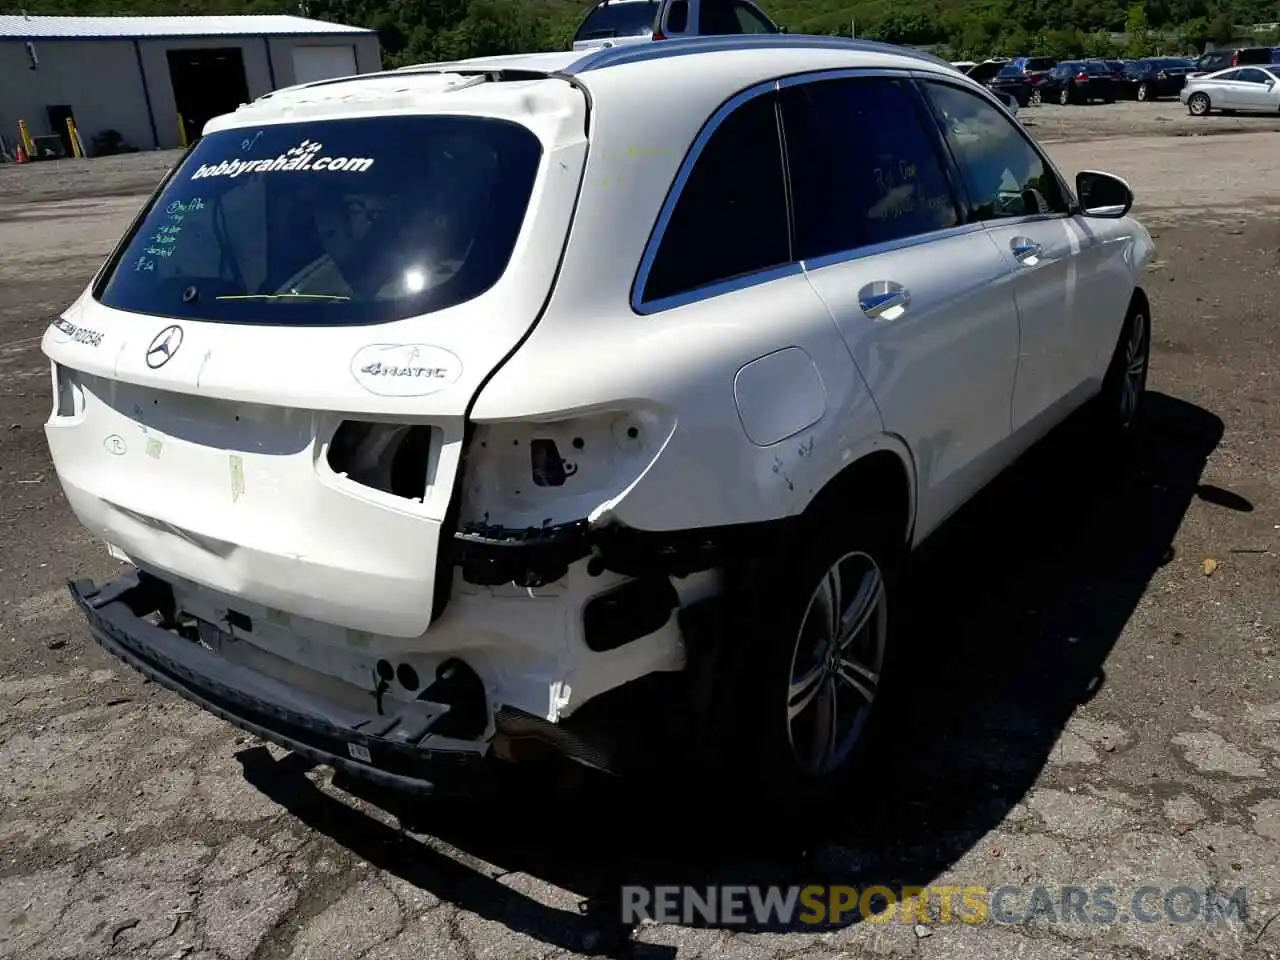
(167, 47, 249, 144)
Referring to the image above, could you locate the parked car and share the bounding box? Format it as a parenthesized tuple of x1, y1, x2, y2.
(1190, 46, 1280, 76)
(965, 58, 1010, 84)
(1181, 64, 1280, 115)
(1091, 58, 1128, 83)
(571, 0, 778, 50)
(1013, 55, 1059, 86)
(1040, 59, 1117, 104)
(47, 35, 1154, 800)
(987, 64, 1036, 106)
(1118, 57, 1197, 100)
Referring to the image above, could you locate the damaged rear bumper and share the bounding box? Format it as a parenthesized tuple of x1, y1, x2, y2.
(69, 570, 499, 796)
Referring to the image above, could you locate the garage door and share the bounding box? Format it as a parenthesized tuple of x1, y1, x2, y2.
(291, 45, 358, 84)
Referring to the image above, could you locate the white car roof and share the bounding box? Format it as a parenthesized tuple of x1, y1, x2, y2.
(207, 36, 963, 150)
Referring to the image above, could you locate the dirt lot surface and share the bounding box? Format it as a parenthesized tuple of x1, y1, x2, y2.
(1, 100, 1278, 960)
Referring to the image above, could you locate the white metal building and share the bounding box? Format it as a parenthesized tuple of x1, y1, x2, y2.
(0, 14, 382, 157)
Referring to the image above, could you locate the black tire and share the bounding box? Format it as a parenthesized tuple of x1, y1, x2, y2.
(1089, 295, 1152, 440)
(1188, 91, 1211, 116)
(1030, 87, 1043, 106)
(1137, 82, 1148, 101)
(1058, 86, 1071, 106)
(694, 509, 901, 806)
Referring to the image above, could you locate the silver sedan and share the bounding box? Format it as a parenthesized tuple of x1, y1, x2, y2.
(1180, 65, 1280, 115)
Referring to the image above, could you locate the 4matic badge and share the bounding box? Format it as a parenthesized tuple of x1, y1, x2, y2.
(350, 343, 463, 397)
(146, 325, 184, 369)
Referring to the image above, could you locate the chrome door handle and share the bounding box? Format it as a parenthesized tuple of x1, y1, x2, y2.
(1011, 237, 1043, 264)
(858, 281, 910, 320)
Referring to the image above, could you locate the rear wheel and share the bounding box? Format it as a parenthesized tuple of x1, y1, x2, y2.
(1030, 87, 1043, 105)
(1059, 87, 1071, 106)
(1137, 82, 1148, 101)
(696, 512, 899, 804)
(1188, 91, 1211, 116)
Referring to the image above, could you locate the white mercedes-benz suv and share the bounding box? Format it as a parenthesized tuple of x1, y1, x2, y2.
(45, 35, 1154, 800)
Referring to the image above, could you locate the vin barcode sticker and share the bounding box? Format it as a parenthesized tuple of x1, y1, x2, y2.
(347, 742, 372, 763)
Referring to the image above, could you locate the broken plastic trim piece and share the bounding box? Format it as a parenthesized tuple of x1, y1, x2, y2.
(451, 516, 783, 587)
(453, 518, 591, 586)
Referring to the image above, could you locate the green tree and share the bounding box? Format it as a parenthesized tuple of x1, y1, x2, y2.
(1177, 15, 1211, 52)
(1209, 11, 1237, 44)
(1124, 2, 1152, 55)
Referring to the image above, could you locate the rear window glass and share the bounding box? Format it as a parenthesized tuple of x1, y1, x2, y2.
(96, 116, 543, 326)
(1084, 61, 1109, 74)
(1024, 58, 1056, 70)
(575, 0, 658, 40)
(997, 66, 1021, 77)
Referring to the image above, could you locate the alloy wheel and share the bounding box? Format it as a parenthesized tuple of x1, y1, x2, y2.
(1137, 83, 1148, 101)
(1059, 88, 1070, 105)
(1030, 88, 1042, 105)
(1119, 312, 1149, 426)
(1189, 93, 1209, 115)
(785, 551, 887, 777)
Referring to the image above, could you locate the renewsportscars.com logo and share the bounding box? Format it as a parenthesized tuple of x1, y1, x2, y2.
(190, 140, 374, 180)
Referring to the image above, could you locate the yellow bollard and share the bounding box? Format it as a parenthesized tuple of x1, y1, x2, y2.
(177, 113, 188, 148)
(17, 118, 35, 156)
(65, 117, 84, 158)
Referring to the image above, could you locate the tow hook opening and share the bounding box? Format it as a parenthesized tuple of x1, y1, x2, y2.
(419, 658, 488, 740)
(327, 420, 437, 501)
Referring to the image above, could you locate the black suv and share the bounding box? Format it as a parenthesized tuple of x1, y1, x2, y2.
(1192, 47, 1279, 75)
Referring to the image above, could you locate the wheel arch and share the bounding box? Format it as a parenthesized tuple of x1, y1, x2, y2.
(1130, 285, 1150, 318)
(797, 438, 917, 561)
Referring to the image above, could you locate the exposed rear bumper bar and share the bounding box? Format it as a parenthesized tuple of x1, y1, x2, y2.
(68, 571, 497, 796)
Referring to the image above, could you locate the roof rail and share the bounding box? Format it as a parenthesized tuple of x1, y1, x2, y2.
(564, 33, 956, 75)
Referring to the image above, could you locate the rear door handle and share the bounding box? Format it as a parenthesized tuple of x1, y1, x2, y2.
(858, 281, 910, 320)
(1011, 237, 1043, 264)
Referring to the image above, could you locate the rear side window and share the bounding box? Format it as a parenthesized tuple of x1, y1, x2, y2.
(642, 94, 789, 304)
(1025, 58, 1056, 70)
(923, 82, 1068, 221)
(575, 0, 659, 40)
(1235, 67, 1272, 83)
(97, 116, 543, 326)
(731, 1, 776, 33)
(665, 0, 688, 32)
(781, 77, 959, 260)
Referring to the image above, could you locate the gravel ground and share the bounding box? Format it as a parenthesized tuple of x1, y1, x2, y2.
(0, 100, 1278, 960)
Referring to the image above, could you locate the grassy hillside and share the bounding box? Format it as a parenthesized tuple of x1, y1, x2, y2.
(6, 0, 1280, 64)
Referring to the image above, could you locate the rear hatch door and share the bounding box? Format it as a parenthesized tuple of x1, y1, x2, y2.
(44, 80, 587, 638)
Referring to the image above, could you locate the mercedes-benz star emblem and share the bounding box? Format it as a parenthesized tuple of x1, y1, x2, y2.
(145, 325, 184, 369)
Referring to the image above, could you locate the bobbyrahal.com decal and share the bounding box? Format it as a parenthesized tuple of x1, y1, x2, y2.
(190, 140, 375, 180)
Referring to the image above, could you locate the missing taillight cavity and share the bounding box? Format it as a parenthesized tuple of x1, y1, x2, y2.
(53, 363, 83, 418)
(531, 438, 576, 487)
(327, 420, 435, 501)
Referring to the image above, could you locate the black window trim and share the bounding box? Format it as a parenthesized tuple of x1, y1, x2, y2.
(631, 67, 987, 314)
(914, 73, 1080, 225)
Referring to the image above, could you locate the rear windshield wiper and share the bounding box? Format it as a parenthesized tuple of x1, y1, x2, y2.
(214, 293, 351, 301)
